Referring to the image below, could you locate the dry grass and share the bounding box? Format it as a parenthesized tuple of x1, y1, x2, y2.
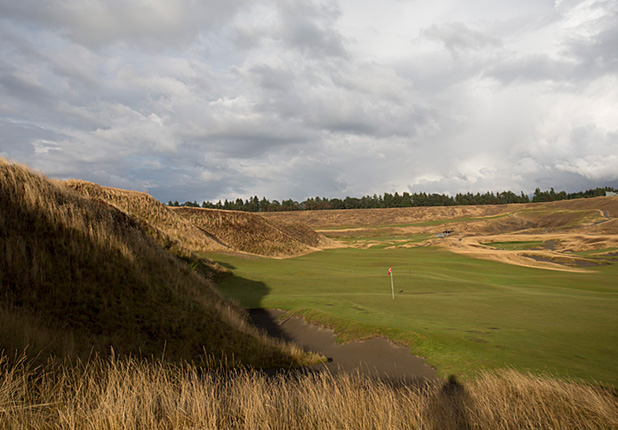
(265, 197, 618, 272)
(64, 181, 335, 258)
(172, 207, 335, 258)
(0, 158, 319, 367)
(65, 180, 231, 257)
(1, 355, 616, 429)
(260, 205, 513, 229)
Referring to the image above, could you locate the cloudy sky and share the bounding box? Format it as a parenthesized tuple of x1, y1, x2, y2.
(1, 0, 617, 203)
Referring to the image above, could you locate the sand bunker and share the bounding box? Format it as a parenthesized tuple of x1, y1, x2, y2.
(432, 233, 618, 273)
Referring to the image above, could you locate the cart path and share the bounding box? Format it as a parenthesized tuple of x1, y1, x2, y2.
(249, 308, 438, 384)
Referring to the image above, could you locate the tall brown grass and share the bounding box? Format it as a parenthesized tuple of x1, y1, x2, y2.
(0, 158, 318, 367)
(172, 207, 334, 257)
(1, 355, 616, 429)
(65, 180, 231, 257)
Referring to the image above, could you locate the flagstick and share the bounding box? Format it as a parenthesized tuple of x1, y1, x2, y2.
(390, 271, 394, 299)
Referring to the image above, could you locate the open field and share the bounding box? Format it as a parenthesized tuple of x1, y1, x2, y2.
(210, 197, 618, 386)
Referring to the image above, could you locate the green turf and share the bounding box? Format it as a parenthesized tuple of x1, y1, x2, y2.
(206, 245, 618, 385)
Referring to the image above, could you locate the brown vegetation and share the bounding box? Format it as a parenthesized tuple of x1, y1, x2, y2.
(264, 197, 618, 272)
(65, 180, 335, 258)
(0, 158, 318, 367)
(172, 207, 336, 258)
(65, 180, 231, 256)
(1, 355, 616, 429)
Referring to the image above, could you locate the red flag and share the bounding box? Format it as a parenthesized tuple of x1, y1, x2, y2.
(387, 267, 392, 276)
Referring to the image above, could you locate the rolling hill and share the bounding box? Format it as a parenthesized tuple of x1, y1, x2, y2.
(65, 181, 335, 258)
(172, 207, 336, 258)
(65, 180, 232, 257)
(261, 196, 618, 271)
(0, 158, 315, 367)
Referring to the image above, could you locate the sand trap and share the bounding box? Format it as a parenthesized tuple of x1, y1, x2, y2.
(249, 309, 438, 384)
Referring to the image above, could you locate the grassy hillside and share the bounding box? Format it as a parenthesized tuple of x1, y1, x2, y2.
(0, 158, 316, 367)
(261, 197, 618, 234)
(65, 180, 231, 256)
(172, 207, 334, 258)
(64, 181, 333, 258)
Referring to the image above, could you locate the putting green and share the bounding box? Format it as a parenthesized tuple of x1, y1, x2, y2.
(207, 245, 618, 385)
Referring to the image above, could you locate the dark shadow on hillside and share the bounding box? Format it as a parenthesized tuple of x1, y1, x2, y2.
(0, 182, 282, 367)
(210, 260, 236, 270)
(248, 308, 294, 344)
(210, 271, 271, 310)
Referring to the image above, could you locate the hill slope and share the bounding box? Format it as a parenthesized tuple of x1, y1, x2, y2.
(261, 197, 618, 271)
(65, 180, 231, 256)
(65, 181, 333, 258)
(260, 197, 618, 233)
(0, 158, 310, 367)
(172, 207, 335, 258)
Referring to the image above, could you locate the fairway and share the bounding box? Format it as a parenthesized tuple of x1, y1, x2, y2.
(208, 244, 618, 385)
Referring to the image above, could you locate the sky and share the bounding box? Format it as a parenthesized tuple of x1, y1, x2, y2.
(1, 0, 617, 204)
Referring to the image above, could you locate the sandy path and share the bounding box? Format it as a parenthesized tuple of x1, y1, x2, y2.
(249, 309, 438, 384)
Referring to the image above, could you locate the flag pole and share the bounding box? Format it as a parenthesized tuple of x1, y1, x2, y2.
(390, 270, 394, 299)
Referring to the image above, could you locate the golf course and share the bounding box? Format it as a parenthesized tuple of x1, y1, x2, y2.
(3, 159, 617, 428)
(208, 201, 618, 386)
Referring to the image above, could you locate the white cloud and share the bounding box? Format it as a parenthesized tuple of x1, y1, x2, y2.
(0, 0, 617, 203)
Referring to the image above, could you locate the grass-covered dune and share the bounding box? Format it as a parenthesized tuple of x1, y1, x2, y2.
(172, 206, 335, 258)
(65, 180, 231, 256)
(0, 158, 312, 367)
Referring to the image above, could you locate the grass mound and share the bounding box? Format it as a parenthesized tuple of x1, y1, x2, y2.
(172, 207, 334, 257)
(0, 158, 316, 367)
(65, 180, 231, 257)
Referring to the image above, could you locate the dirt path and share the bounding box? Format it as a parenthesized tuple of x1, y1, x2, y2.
(594, 210, 612, 225)
(249, 309, 438, 384)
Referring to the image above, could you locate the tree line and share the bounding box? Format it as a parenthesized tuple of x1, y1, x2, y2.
(167, 186, 617, 212)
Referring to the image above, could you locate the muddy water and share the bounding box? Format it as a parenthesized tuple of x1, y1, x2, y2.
(249, 308, 438, 384)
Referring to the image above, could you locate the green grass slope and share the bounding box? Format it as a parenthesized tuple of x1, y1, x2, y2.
(210, 244, 618, 386)
(0, 158, 309, 367)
